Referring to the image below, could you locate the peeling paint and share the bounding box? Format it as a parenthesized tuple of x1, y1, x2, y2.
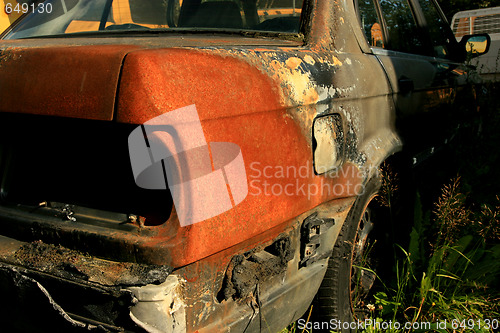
(304, 54, 315, 65)
(286, 56, 303, 70)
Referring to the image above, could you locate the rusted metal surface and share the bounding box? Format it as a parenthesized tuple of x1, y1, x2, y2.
(1, 240, 171, 286)
(115, 45, 369, 267)
(0, 0, 476, 330)
(0, 45, 138, 120)
(217, 235, 293, 301)
(115, 41, 399, 266)
(0, 35, 303, 49)
(110, 24, 400, 265)
(177, 197, 354, 332)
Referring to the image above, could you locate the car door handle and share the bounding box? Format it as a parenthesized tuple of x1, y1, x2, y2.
(398, 77, 415, 94)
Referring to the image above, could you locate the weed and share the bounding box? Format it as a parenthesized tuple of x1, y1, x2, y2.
(433, 177, 470, 250)
(360, 177, 500, 332)
(282, 80, 500, 333)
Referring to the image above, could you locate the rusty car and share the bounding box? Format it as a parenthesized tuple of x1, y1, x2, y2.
(0, 0, 490, 332)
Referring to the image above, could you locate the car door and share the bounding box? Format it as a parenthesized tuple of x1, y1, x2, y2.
(357, 0, 466, 163)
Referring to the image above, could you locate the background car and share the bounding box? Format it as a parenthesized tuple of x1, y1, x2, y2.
(452, 6, 500, 81)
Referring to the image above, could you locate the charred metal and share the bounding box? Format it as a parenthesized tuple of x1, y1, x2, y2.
(217, 235, 294, 302)
(9, 240, 172, 287)
(300, 213, 335, 267)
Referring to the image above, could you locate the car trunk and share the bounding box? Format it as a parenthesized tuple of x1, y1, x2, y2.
(0, 112, 173, 224)
(0, 43, 177, 263)
(0, 36, 313, 268)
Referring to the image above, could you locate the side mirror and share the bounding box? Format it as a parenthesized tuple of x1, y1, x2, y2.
(459, 33, 491, 59)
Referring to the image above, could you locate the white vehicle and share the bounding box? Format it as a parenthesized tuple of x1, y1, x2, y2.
(452, 6, 500, 81)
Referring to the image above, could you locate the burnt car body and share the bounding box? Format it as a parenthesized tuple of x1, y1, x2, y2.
(0, 0, 489, 332)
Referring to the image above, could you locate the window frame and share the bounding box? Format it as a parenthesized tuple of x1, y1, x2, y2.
(1, 0, 309, 40)
(355, 0, 461, 60)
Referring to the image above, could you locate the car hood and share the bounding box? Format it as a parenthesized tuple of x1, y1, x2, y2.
(0, 35, 301, 121)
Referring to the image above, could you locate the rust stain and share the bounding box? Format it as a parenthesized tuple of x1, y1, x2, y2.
(116, 47, 316, 267)
(0, 45, 139, 120)
(286, 56, 302, 70)
(111, 46, 363, 268)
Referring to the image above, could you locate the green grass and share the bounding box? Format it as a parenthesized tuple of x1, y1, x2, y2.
(281, 82, 500, 333)
(361, 178, 500, 333)
(353, 81, 500, 333)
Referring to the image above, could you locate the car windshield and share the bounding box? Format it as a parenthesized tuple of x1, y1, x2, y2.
(3, 0, 303, 39)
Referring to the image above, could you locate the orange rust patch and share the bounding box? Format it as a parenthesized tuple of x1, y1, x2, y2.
(117, 48, 284, 123)
(0, 45, 138, 120)
(286, 57, 302, 70)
